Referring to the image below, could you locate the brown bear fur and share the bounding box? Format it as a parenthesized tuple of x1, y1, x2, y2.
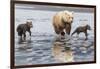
(17, 21, 33, 40)
(53, 11, 74, 36)
(71, 24, 91, 40)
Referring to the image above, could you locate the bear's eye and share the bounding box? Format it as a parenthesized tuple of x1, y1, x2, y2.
(70, 17, 73, 19)
(72, 17, 73, 19)
(65, 13, 68, 15)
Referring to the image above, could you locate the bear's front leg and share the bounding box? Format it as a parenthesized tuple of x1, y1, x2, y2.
(27, 29, 31, 36)
(28, 30, 32, 40)
(65, 23, 71, 35)
(60, 31, 65, 39)
(85, 31, 88, 40)
(29, 31, 31, 36)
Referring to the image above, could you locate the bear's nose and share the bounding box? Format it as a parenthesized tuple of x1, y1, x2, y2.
(31, 25, 33, 28)
(71, 21, 73, 23)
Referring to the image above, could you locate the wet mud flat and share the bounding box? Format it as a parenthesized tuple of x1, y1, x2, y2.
(15, 34, 94, 66)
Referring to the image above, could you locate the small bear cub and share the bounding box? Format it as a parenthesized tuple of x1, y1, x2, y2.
(71, 24, 91, 40)
(17, 21, 33, 40)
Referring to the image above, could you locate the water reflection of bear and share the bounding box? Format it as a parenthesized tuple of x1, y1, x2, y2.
(52, 39, 74, 62)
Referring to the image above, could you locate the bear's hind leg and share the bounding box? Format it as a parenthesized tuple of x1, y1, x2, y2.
(23, 33, 26, 40)
(17, 31, 23, 41)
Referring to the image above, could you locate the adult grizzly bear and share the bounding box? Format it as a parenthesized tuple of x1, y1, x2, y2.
(17, 21, 33, 40)
(53, 10, 74, 37)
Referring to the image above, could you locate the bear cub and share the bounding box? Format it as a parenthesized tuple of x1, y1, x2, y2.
(71, 24, 91, 40)
(17, 21, 33, 40)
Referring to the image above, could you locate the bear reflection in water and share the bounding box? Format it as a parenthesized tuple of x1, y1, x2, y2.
(52, 38, 74, 62)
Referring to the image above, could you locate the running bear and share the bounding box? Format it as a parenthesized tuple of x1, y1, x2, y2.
(17, 21, 33, 40)
(71, 24, 91, 40)
(53, 10, 74, 36)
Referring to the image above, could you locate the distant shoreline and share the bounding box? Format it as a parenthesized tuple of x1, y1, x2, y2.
(15, 4, 94, 13)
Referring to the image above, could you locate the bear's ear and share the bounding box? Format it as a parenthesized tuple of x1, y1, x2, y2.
(71, 11, 74, 15)
(30, 21, 32, 24)
(26, 21, 29, 25)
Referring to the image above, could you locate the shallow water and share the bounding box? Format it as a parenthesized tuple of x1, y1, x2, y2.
(15, 5, 95, 66)
(15, 34, 94, 66)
